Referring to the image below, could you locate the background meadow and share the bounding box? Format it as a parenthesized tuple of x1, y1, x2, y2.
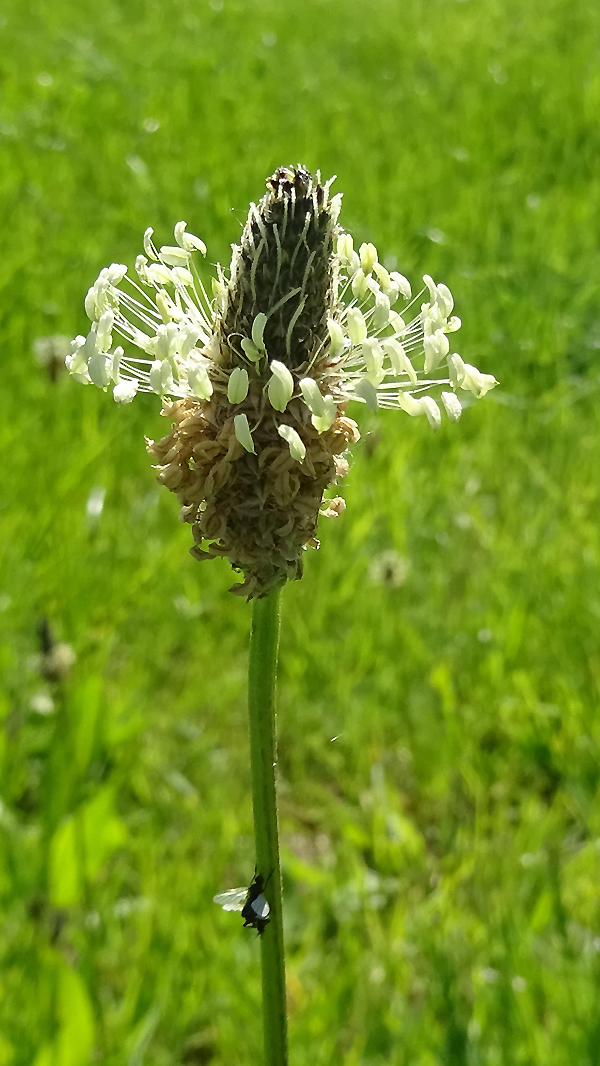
(2, 0, 600, 1062)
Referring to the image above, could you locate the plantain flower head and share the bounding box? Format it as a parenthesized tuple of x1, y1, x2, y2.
(68, 165, 496, 597)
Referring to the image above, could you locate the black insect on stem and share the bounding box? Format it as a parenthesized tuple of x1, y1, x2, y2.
(213, 869, 272, 935)
(242, 870, 271, 935)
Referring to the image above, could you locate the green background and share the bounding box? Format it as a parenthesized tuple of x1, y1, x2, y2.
(2, 0, 600, 1062)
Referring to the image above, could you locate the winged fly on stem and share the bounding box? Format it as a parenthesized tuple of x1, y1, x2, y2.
(214, 870, 272, 935)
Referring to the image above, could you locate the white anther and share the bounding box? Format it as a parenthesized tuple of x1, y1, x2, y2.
(174, 221, 206, 254)
(149, 359, 174, 395)
(113, 379, 139, 403)
(227, 367, 249, 404)
(441, 391, 462, 421)
(251, 313, 267, 352)
(159, 245, 190, 268)
(420, 396, 442, 430)
(187, 359, 213, 400)
(327, 319, 346, 358)
(423, 329, 450, 374)
(234, 413, 255, 453)
(353, 378, 378, 411)
(268, 360, 294, 412)
(278, 424, 306, 462)
(359, 243, 378, 274)
(346, 307, 367, 346)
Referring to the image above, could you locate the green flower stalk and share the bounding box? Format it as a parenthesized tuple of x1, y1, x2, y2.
(67, 165, 497, 1064)
(247, 591, 287, 1064)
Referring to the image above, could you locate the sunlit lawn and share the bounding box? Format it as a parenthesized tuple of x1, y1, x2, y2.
(2, 0, 600, 1062)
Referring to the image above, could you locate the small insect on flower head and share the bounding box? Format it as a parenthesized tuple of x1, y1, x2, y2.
(214, 871, 271, 935)
(68, 165, 496, 597)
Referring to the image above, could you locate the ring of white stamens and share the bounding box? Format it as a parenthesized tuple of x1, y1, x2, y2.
(68, 217, 496, 429)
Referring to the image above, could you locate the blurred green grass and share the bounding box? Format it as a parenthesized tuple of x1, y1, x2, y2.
(2, 0, 600, 1062)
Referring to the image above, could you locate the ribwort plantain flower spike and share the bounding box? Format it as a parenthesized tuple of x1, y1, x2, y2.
(68, 165, 497, 598)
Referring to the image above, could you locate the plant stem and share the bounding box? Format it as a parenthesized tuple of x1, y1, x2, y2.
(248, 589, 288, 1066)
